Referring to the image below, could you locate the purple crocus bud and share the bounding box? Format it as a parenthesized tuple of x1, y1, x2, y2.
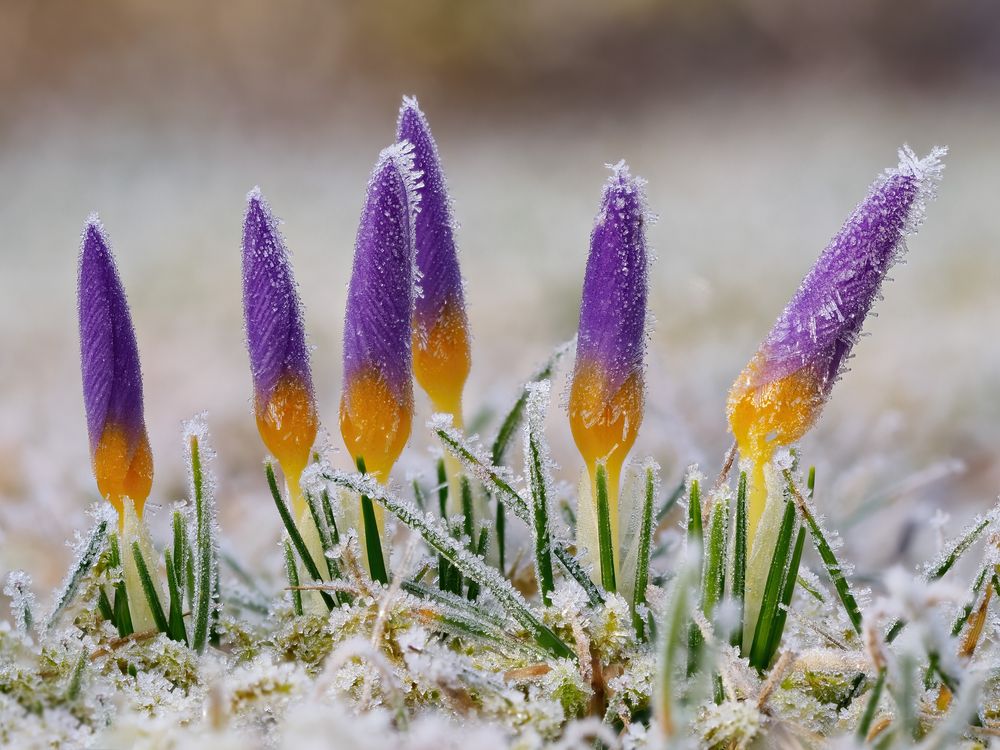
(568, 161, 649, 558)
(78, 216, 153, 520)
(397, 96, 471, 425)
(340, 142, 421, 482)
(728, 145, 946, 537)
(242, 188, 318, 518)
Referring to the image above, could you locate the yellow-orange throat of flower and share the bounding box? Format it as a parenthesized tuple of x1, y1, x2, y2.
(256, 374, 318, 519)
(412, 299, 470, 423)
(728, 357, 823, 541)
(569, 361, 643, 560)
(93, 423, 153, 523)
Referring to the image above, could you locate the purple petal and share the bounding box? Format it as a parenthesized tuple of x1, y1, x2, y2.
(396, 96, 467, 337)
(342, 142, 422, 403)
(78, 216, 146, 452)
(574, 161, 649, 390)
(751, 146, 947, 394)
(242, 188, 313, 404)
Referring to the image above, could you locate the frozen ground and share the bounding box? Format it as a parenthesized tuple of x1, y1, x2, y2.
(1, 85, 998, 597)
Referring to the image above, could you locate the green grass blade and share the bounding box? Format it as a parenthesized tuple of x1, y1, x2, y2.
(784, 470, 863, 635)
(403, 580, 547, 658)
(323, 469, 574, 660)
(460, 476, 475, 541)
(702, 491, 729, 620)
(595, 463, 617, 594)
(164, 549, 188, 644)
(266, 463, 336, 611)
(496, 501, 506, 575)
(357, 456, 389, 586)
(467, 528, 490, 601)
(436, 458, 448, 517)
(435, 423, 604, 606)
(927, 516, 990, 581)
(97, 587, 114, 624)
(765, 525, 805, 662)
(283, 539, 304, 616)
(412, 479, 427, 512)
(190, 433, 217, 652)
(685, 477, 703, 673)
(748, 499, 796, 670)
(857, 668, 886, 741)
(47, 514, 109, 631)
(632, 465, 655, 640)
(131, 541, 169, 634)
(731, 471, 748, 649)
(525, 405, 555, 605)
(656, 477, 687, 524)
(65, 651, 87, 701)
(305, 490, 343, 596)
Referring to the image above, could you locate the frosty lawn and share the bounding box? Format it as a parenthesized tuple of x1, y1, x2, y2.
(3, 97, 997, 749)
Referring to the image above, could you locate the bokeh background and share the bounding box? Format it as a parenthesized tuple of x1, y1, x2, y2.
(2, 0, 999, 595)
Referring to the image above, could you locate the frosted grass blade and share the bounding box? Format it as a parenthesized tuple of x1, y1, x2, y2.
(632, 466, 655, 639)
(748, 499, 795, 671)
(731, 471, 748, 648)
(765, 525, 805, 661)
(266, 463, 336, 611)
(47, 514, 109, 631)
(131, 541, 169, 635)
(284, 539, 304, 616)
(784, 469, 863, 635)
(857, 668, 886, 741)
(686, 478, 703, 672)
(323, 469, 574, 659)
(434, 424, 604, 606)
(595, 463, 617, 593)
(525, 386, 555, 605)
(657, 562, 696, 738)
(164, 549, 188, 644)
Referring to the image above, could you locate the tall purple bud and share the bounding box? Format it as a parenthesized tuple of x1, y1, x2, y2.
(397, 96, 471, 426)
(728, 145, 947, 539)
(242, 189, 318, 519)
(340, 143, 422, 483)
(568, 161, 649, 562)
(78, 216, 153, 521)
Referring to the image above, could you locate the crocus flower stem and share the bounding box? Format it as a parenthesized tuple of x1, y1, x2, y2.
(340, 142, 422, 536)
(727, 145, 946, 542)
(78, 216, 153, 527)
(568, 162, 649, 573)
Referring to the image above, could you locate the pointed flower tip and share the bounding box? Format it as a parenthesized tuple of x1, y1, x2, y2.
(373, 140, 424, 216)
(246, 184, 264, 205)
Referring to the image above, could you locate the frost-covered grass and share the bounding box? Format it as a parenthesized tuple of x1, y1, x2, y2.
(4, 350, 1000, 748)
(3, 91, 1000, 748)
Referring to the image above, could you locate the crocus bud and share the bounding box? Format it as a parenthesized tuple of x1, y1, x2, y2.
(397, 96, 471, 425)
(728, 146, 946, 538)
(78, 217, 153, 521)
(242, 189, 318, 518)
(568, 162, 649, 559)
(340, 143, 421, 482)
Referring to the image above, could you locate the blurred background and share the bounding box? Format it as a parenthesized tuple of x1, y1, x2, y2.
(2, 0, 999, 595)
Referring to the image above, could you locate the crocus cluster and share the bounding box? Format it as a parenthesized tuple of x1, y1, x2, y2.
(568, 162, 649, 572)
(728, 145, 946, 540)
(76, 94, 944, 617)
